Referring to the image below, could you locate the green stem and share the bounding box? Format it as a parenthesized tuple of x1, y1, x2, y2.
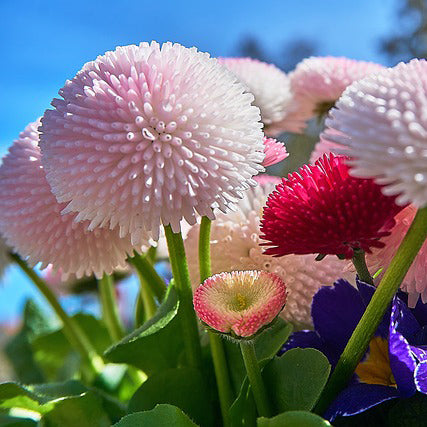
(98, 274, 125, 342)
(351, 250, 373, 285)
(10, 253, 104, 375)
(199, 216, 234, 427)
(135, 270, 157, 325)
(164, 224, 203, 369)
(240, 341, 271, 418)
(315, 206, 427, 415)
(127, 251, 166, 301)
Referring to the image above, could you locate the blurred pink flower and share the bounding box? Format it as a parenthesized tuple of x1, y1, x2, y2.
(185, 175, 351, 327)
(193, 270, 287, 338)
(40, 42, 264, 243)
(0, 120, 145, 279)
(289, 56, 384, 129)
(219, 57, 306, 135)
(366, 205, 427, 306)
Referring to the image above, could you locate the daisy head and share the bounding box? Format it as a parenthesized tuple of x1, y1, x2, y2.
(0, 120, 145, 279)
(324, 59, 427, 208)
(289, 56, 384, 129)
(193, 270, 287, 338)
(261, 154, 404, 259)
(40, 42, 265, 243)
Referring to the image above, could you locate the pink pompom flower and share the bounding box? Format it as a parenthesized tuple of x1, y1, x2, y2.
(324, 59, 427, 208)
(261, 154, 404, 259)
(288, 56, 385, 129)
(262, 137, 288, 167)
(0, 120, 145, 279)
(193, 270, 287, 338)
(40, 42, 264, 243)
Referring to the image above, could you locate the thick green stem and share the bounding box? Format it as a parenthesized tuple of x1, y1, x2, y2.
(10, 253, 104, 375)
(127, 251, 166, 301)
(164, 224, 203, 369)
(98, 274, 125, 342)
(351, 250, 373, 285)
(240, 341, 271, 418)
(199, 216, 234, 427)
(315, 206, 427, 415)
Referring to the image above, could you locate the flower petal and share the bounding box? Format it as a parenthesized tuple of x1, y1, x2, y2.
(324, 383, 399, 422)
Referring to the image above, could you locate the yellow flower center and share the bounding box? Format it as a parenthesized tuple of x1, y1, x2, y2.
(355, 336, 396, 387)
(229, 293, 250, 311)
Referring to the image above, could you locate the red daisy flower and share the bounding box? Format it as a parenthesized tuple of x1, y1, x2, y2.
(260, 154, 404, 259)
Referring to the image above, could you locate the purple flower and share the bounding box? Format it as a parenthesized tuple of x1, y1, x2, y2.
(281, 278, 427, 421)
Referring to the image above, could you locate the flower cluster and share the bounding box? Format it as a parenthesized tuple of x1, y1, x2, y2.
(185, 175, 350, 326)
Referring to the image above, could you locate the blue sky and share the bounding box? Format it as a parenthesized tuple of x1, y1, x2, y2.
(0, 0, 398, 321)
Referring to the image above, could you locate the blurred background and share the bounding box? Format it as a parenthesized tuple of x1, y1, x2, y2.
(0, 0, 425, 377)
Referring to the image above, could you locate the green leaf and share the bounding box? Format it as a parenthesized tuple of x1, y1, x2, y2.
(31, 314, 112, 381)
(0, 414, 37, 426)
(5, 300, 55, 383)
(257, 411, 331, 427)
(114, 404, 198, 426)
(105, 286, 184, 374)
(229, 377, 257, 427)
(263, 348, 330, 412)
(254, 319, 293, 362)
(0, 381, 86, 414)
(40, 392, 110, 427)
(128, 367, 214, 427)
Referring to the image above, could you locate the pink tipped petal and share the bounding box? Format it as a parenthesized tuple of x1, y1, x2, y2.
(325, 58, 427, 208)
(261, 154, 404, 259)
(40, 43, 265, 243)
(193, 270, 287, 337)
(289, 56, 385, 128)
(0, 120, 146, 279)
(262, 137, 288, 167)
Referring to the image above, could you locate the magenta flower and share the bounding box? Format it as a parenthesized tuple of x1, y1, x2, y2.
(193, 270, 287, 338)
(40, 42, 264, 243)
(261, 154, 403, 259)
(0, 120, 144, 279)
